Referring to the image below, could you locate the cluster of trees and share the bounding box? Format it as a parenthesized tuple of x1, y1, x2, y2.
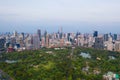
(0, 47, 120, 80)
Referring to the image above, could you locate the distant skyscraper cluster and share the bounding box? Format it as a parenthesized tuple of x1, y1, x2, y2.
(0, 29, 120, 53)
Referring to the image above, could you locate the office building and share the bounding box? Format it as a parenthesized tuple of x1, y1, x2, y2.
(33, 34, 40, 49)
(93, 37, 104, 49)
(104, 34, 109, 41)
(93, 31, 98, 37)
(45, 34, 49, 48)
(37, 29, 41, 41)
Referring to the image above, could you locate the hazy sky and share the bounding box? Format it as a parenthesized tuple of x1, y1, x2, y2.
(0, 0, 120, 33)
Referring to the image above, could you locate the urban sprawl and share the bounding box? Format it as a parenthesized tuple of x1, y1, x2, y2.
(0, 29, 120, 53)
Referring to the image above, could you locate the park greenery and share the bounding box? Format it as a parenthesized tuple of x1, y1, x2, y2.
(0, 47, 120, 80)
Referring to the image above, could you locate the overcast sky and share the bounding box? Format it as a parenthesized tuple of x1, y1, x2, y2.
(0, 0, 120, 33)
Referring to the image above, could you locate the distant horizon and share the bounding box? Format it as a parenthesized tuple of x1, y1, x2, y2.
(0, 26, 120, 35)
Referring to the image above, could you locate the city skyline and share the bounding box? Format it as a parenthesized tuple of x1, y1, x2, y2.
(0, 27, 120, 34)
(0, 0, 120, 33)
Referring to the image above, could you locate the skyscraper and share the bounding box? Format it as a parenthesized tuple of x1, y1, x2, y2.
(104, 34, 109, 41)
(67, 33, 71, 41)
(13, 31, 18, 37)
(60, 27, 63, 39)
(33, 34, 40, 49)
(37, 29, 41, 41)
(113, 34, 117, 40)
(44, 30, 47, 44)
(93, 37, 104, 49)
(93, 31, 98, 37)
(21, 32, 25, 40)
(25, 35, 33, 50)
(0, 38, 5, 49)
(45, 34, 49, 48)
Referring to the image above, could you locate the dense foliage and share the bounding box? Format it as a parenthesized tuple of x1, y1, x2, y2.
(0, 47, 120, 80)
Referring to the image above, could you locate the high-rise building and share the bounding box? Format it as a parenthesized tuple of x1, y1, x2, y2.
(37, 29, 41, 41)
(60, 38, 64, 47)
(32, 34, 40, 49)
(104, 34, 109, 41)
(21, 32, 25, 40)
(13, 31, 18, 37)
(117, 35, 120, 41)
(44, 30, 47, 44)
(113, 34, 117, 40)
(67, 33, 71, 41)
(93, 37, 104, 49)
(93, 31, 98, 37)
(41, 37, 45, 47)
(45, 34, 49, 48)
(114, 41, 120, 52)
(59, 33, 62, 39)
(0, 38, 5, 49)
(59, 27, 63, 39)
(25, 35, 33, 50)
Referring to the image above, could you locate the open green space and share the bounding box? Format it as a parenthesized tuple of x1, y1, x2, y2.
(0, 47, 120, 80)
